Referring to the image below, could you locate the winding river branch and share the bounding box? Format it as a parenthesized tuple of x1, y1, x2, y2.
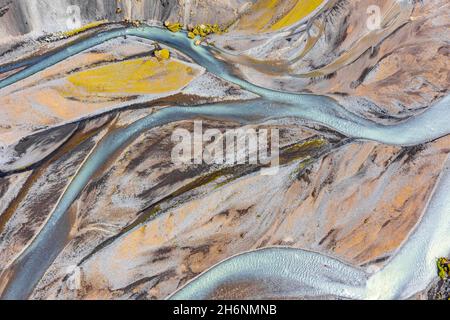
(0, 25, 448, 300)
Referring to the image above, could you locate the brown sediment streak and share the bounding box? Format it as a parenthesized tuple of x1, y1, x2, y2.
(80, 189, 191, 264)
(0, 118, 113, 236)
(75, 101, 191, 186)
(0, 67, 26, 81)
(293, 1, 413, 78)
(77, 165, 255, 265)
(0, 266, 13, 296)
(213, 1, 326, 75)
(78, 135, 336, 266)
(290, 21, 324, 64)
(235, 0, 328, 33)
(218, 52, 291, 76)
(0, 170, 41, 237)
(0, 117, 118, 298)
(72, 90, 262, 188)
(0, 116, 117, 298)
(0, 4, 9, 18)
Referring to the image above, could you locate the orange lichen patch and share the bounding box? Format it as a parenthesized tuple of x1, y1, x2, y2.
(235, 0, 323, 33)
(63, 57, 199, 96)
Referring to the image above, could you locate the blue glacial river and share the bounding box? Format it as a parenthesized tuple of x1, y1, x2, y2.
(0, 25, 449, 300)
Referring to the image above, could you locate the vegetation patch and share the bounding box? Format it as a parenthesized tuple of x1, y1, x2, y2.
(438, 257, 450, 280)
(429, 257, 450, 300)
(154, 48, 170, 61)
(164, 21, 183, 33)
(164, 21, 227, 45)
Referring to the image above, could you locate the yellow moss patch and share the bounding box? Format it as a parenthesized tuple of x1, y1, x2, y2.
(438, 257, 450, 280)
(65, 57, 199, 95)
(164, 21, 183, 32)
(236, 0, 323, 32)
(61, 20, 109, 38)
(270, 0, 324, 31)
(189, 23, 227, 37)
(154, 48, 170, 60)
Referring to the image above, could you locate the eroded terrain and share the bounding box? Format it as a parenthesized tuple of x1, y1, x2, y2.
(0, 0, 449, 300)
